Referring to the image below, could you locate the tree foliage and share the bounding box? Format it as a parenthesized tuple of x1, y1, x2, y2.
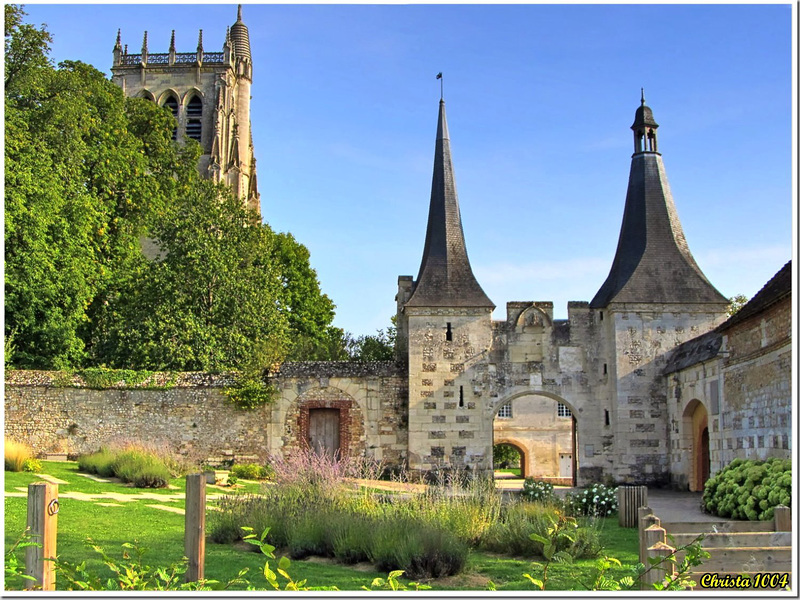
(4, 5, 339, 372)
(727, 294, 748, 316)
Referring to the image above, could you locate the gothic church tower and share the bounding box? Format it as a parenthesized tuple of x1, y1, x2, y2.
(397, 99, 496, 474)
(111, 5, 260, 216)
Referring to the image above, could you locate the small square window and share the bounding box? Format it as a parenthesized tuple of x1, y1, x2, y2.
(497, 403, 512, 419)
(557, 403, 572, 418)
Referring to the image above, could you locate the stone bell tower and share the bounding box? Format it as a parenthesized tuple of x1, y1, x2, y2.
(397, 98, 496, 475)
(111, 5, 260, 216)
(589, 91, 729, 484)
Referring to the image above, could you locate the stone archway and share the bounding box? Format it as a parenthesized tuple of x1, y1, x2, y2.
(493, 438, 528, 478)
(683, 399, 710, 492)
(492, 392, 577, 486)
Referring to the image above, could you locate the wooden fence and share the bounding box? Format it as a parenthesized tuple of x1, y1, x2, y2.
(637, 504, 792, 590)
(19, 474, 207, 590)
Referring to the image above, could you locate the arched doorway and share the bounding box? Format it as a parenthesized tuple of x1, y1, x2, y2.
(683, 400, 710, 492)
(492, 393, 577, 486)
(493, 439, 527, 478)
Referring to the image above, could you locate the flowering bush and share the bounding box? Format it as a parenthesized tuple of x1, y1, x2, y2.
(521, 479, 555, 503)
(565, 484, 618, 517)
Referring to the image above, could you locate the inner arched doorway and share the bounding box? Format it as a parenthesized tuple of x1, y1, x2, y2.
(683, 399, 710, 492)
(493, 393, 577, 486)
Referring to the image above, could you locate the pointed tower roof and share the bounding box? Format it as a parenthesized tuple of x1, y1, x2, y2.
(405, 100, 494, 309)
(590, 95, 727, 308)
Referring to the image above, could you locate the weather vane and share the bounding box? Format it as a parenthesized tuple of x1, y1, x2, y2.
(436, 72, 443, 100)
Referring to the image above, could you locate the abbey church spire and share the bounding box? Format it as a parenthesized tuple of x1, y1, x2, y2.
(590, 94, 727, 308)
(405, 100, 494, 309)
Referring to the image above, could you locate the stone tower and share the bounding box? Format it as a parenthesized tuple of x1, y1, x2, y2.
(111, 5, 260, 216)
(397, 99, 496, 474)
(589, 91, 729, 484)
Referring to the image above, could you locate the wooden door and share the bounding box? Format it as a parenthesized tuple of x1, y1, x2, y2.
(308, 408, 340, 458)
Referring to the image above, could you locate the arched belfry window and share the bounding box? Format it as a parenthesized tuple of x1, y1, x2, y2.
(162, 95, 179, 140)
(186, 95, 202, 142)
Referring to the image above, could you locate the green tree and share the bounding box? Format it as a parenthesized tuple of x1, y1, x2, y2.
(346, 324, 396, 362)
(727, 294, 748, 316)
(5, 6, 170, 368)
(91, 182, 289, 372)
(273, 233, 342, 361)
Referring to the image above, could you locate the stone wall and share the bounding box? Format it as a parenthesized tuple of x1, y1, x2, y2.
(4, 364, 408, 465)
(720, 298, 792, 461)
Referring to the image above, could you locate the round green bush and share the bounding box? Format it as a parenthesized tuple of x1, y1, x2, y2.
(703, 458, 791, 521)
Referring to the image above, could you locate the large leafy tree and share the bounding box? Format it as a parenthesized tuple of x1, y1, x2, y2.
(5, 5, 340, 371)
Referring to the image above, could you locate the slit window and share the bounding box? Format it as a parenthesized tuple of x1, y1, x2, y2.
(604, 409, 610, 426)
(603, 363, 608, 375)
(446, 322, 452, 342)
(459, 386, 464, 408)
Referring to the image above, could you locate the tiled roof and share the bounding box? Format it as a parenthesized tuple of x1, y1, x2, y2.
(718, 261, 792, 331)
(662, 329, 722, 375)
(404, 100, 494, 309)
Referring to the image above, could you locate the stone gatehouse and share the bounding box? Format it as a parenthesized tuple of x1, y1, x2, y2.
(4, 12, 792, 489)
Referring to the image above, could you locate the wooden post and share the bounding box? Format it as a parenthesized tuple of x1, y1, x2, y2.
(618, 485, 648, 527)
(184, 473, 206, 582)
(774, 505, 791, 532)
(25, 482, 58, 590)
(639, 513, 660, 566)
(641, 536, 675, 589)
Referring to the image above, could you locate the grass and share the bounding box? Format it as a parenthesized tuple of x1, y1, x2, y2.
(4, 461, 641, 591)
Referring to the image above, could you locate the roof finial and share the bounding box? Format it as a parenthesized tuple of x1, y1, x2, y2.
(237, 4, 243, 22)
(115, 29, 122, 49)
(197, 29, 203, 52)
(436, 72, 443, 101)
(169, 30, 175, 52)
(641, 87, 646, 106)
(142, 30, 148, 53)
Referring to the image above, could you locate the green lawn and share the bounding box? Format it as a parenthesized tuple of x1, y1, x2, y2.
(5, 462, 640, 591)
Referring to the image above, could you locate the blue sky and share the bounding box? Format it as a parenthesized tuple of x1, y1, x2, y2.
(23, 3, 795, 337)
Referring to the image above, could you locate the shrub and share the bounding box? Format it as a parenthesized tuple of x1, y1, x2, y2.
(22, 458, 43, 473)
(703, 458, 791, 521)
(78, 447, 117, 477)
(565, 484, 618, 517)
(5, 439, 33, 472)
(77, 445, 172, 488)
(521, 478, 555, 503)
(230, 463, 270, 480)
(113, 450, 171, 488)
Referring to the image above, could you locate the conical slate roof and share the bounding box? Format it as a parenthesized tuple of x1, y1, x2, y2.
(405, 100, 494, 309)
(590, 99, 727, 308)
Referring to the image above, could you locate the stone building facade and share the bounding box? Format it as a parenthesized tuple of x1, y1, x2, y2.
(664, 262, 792, 491)
(111, 5, 260, 215)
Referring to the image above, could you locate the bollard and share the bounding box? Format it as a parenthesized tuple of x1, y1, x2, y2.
(618, 485, 648, 527)
(184, 473, 206, 582)
(642, 540, 675, 589)
(638, 512, 660, 566)
(25, 482, 58, 590)
(774, 505, 791, 532)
